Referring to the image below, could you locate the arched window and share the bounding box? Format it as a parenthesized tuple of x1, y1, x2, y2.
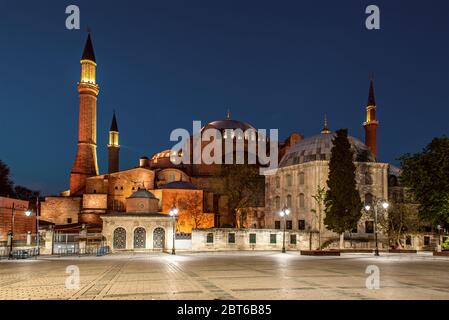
(286, 174, 292, 187)
(275, 176, 281, 188)
(298, 172, 305, 185)
(134, 227, 146, 249)
(365, 193, 373, 206)
(153, 227, 165, 249)
(113, 200, 124, 212)
(287, 195, 292, 208)
(299, 193, 305, 208)
(113, 227, 126, 249)
(275, 196, 281, 210)
(365, 171, 373, 185)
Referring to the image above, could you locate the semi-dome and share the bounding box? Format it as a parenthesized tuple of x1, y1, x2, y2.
(279, 132, 374, 168)
(128, 188, 156, 199)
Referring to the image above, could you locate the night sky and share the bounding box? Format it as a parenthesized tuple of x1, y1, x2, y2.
(1, 0, 448, 195)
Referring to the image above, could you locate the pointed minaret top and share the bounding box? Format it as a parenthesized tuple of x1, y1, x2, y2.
(321, 113, 331, 134)
(110, 111, 118, 132)
(226, 108, 231, 120)
(367, 77, 376, 107)
(82, 33, 96, 62)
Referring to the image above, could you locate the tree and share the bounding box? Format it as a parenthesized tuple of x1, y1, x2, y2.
(177, 192, 209, 229)
(14, 185, 40, 201)
(362, 200, 419, 248)
(311, 185, 326, 250)
(324, 129, 363, 247)
(0, 160, 14, 197)
(218, 164, 265, 227)
(399, 136, 449, 225)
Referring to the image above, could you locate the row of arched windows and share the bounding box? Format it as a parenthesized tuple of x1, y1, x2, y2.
(275, 172, 305, 188)
(274, 194, 305, 210)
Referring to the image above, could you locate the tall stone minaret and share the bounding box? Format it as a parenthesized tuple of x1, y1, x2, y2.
(108, 112, 120, 173)
(363, 78, 379, 160)
(70, 33, 100, 195)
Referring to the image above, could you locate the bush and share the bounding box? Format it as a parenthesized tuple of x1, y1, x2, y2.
(442, 239, 449, 250)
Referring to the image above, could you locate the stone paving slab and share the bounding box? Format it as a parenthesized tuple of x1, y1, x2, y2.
(0, 252, 449, 300)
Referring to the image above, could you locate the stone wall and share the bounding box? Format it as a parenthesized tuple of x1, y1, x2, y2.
(192, 228, 318, 251)
(102, 214, 175, 252)
(264, 160, 389, 237)
(152, 188, 215, 233)
(40, 196, 81, 225)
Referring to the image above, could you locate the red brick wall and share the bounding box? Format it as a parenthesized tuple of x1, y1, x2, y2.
(40, 196, 81, 225)
(0, 197, 35, 241)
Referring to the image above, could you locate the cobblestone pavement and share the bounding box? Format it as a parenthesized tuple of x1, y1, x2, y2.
(1, 252, 449, 300)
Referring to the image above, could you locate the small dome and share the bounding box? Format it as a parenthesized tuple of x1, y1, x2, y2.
(161, 181, 197, 190)
(280, 132, 374, 167)
(128, 188, 156, 199)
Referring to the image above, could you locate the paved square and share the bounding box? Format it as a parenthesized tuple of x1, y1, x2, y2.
(1, 252, 449, 300)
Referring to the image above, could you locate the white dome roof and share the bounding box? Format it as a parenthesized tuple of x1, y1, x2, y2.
(279, 132, 374, 167)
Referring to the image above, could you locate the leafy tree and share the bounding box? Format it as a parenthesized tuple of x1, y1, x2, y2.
(362, 200, 419, 248)
(0, 159, 41, 202)
(218, 164, 265, 227)
(0, 160, 14, 197)
(14, 185, 40, 201)
(324, 129, 363, 241)
(177, 192, 210, 229)
(311, 185, 326, 250)
(399, 136, 449, 225)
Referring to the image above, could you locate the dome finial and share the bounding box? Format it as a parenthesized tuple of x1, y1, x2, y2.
(321, 113, 331, 134)
(226, 108, 231, 120)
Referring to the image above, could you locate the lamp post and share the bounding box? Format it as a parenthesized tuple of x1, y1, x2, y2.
(279, 205, 290, 253)
(437, 225, 442, 252)
(169, 204, 179, 255)
(9, 203, 34, 259)
(8, 203, 15, 259)
(364, 199, 389, 257)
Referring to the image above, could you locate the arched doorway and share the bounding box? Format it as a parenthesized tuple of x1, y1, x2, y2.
(153, 227, 165, 249)
(134, 227, 146, 249)
(113, 227, 126, 249)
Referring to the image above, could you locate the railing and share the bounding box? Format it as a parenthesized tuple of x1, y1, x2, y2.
(0, 247, 39, 260)
(53, 245, 110, 257)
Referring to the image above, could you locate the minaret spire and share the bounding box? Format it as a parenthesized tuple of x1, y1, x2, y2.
(321, 113, 331, 134)
(226, 108, 231, 120)
(363, 76, 379, 160)
(82, 32, 96, 63)
(108, 111, 120, 174)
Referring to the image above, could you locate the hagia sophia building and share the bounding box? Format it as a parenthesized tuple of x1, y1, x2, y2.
(39, 34, 406, 252)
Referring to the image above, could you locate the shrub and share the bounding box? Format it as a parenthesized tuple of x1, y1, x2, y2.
(442, 239, 449, 250)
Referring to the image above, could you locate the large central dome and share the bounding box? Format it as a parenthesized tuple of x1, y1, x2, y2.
(279, 132, 374, 167)
(202, 119, 255, 132)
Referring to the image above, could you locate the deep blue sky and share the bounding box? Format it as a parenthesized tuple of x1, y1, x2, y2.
(1, 0, 448, 195)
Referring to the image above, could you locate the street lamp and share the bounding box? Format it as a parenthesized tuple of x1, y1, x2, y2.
(364, 199, 389, 257)
(279, 205, 290, 253)
(9, 203, 35, 259)
(169, 204, 179, 255)
(437, 225, 442, 252)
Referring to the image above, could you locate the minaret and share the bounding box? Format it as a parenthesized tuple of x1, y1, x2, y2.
(108, 112, 120, 173)
(70, 33, 100, 195)
(363, 78, 379, 159)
